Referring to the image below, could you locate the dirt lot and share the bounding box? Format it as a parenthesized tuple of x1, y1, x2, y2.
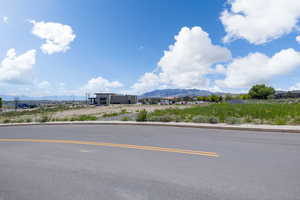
(53, 104, 194, 118)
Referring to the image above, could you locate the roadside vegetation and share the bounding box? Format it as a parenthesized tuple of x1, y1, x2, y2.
(0, 104, 85, 118)
(134, 84, 300, 125)
(142, 103, 300, 125)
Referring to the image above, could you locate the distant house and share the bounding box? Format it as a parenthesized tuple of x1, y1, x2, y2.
(89, 93, 137, 106)
(275, 91, 300, 99)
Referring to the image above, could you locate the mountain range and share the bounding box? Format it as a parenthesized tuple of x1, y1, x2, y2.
(1, 89, 228, 100)
(140, 89, 221, 98)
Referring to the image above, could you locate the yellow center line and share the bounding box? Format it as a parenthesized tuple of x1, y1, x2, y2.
(0, 138, 219, 157)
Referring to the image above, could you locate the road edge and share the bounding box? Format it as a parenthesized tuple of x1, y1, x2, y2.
(0, 121, 300, 133)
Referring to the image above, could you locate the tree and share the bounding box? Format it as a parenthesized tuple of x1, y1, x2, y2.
(225, 95, 233, 101)
(0, 97, 2, 111)
(248, 84, 275, 99)
(239, 94, 250, 100)
(208, 95, 222, 102)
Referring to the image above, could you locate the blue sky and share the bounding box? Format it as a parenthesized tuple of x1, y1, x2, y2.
(1, 0, 300, 96)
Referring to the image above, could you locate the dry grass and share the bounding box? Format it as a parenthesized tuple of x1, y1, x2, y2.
(52, 104, 194, 118)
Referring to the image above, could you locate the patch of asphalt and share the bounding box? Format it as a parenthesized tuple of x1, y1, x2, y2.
(0, 121, 300, 133)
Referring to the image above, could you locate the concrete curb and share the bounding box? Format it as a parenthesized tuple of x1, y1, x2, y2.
(1, 121, 300, 133)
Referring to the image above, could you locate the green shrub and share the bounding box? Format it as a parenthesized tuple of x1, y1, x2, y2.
(25, 118, 33, 123)
(244, 116, 253, 123)
(102, 112, 119, 118)
(183, 114, 193, 122)
(225, 117, 242, 124)
(15, 119, 25, 123)
(171, 115, 184, 122)
(136, 110, 148, 122)
(121, 116, 130, 121)
(38, 114, 51, 123)
(208, 116, 219, 124)
(121, 109, 127, 114)
(252, 119, 263, 124)
(291, 117, 300, 125)
(70, 115, 97, 121)
(192, 115, 208, 123)
(272, 118, 287, 125)
(3, 119, 11, 123)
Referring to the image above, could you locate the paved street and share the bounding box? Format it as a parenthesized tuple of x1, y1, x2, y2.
(0, 125, 299, 200)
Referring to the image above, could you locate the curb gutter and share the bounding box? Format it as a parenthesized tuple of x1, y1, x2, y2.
(0, 121, 300, 133)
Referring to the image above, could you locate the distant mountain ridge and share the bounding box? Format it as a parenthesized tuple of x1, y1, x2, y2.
(141, 89, 216, 98)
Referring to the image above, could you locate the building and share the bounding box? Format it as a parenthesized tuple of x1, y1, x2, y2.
(89, 93, 137, 106)
(275, 91, 300, 99)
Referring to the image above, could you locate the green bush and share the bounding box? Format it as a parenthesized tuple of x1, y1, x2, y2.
(208, 116, 219, 124)
(70, 115, 97, 121)
(121, 109, 127, 114)
(15, 119, 25, 123)
(192, 115, 208, 123)
(272, 118, 287, 125)
(3, 119, 11, 123)
(38, 114, 52, 123)
(25, 118, 33, 123)
(136, 110, 148, 122)
(102, 112, 119, 118)
(225, 117, 242, 124)
(252, 119, 263, 124)
(291, 117, 300, 125)
(121, 116, 130, 121)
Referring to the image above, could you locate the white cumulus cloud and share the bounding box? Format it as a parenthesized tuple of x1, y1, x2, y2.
(131, 26, 231, 94)
(38, 80, 51, 89)
(3, 16, 8, 24)
(296, 35, 300, 44)
(221, 0, 300, 44)
(82, 76, 123, 93)
(0, 48, 36, 83)
(30, 20, 76, 54)
(131, 72, 161, 94)
(216, 48, 300, 88)
(289, 82, 300, 90)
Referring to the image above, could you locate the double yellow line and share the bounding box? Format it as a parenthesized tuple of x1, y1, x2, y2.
(0, 138, 219, 157)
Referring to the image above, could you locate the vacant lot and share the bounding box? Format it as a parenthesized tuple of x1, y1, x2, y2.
(0, 104, 194, 123)
(52, 104, 193, 118)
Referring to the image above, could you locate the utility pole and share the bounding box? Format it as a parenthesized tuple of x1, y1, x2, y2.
(85, 92, 88, 105)
(14, 97, 19, 111)
(0, 97, 2, 112)
(85, 92, 90, 105)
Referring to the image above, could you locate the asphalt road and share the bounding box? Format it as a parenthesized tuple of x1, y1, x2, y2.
(0, 125, 299, 200)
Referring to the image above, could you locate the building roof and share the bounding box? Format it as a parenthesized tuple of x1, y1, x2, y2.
(94, 93, 117, 95)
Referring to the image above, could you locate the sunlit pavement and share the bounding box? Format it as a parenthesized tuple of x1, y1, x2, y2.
(0, 125, 299, 200)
